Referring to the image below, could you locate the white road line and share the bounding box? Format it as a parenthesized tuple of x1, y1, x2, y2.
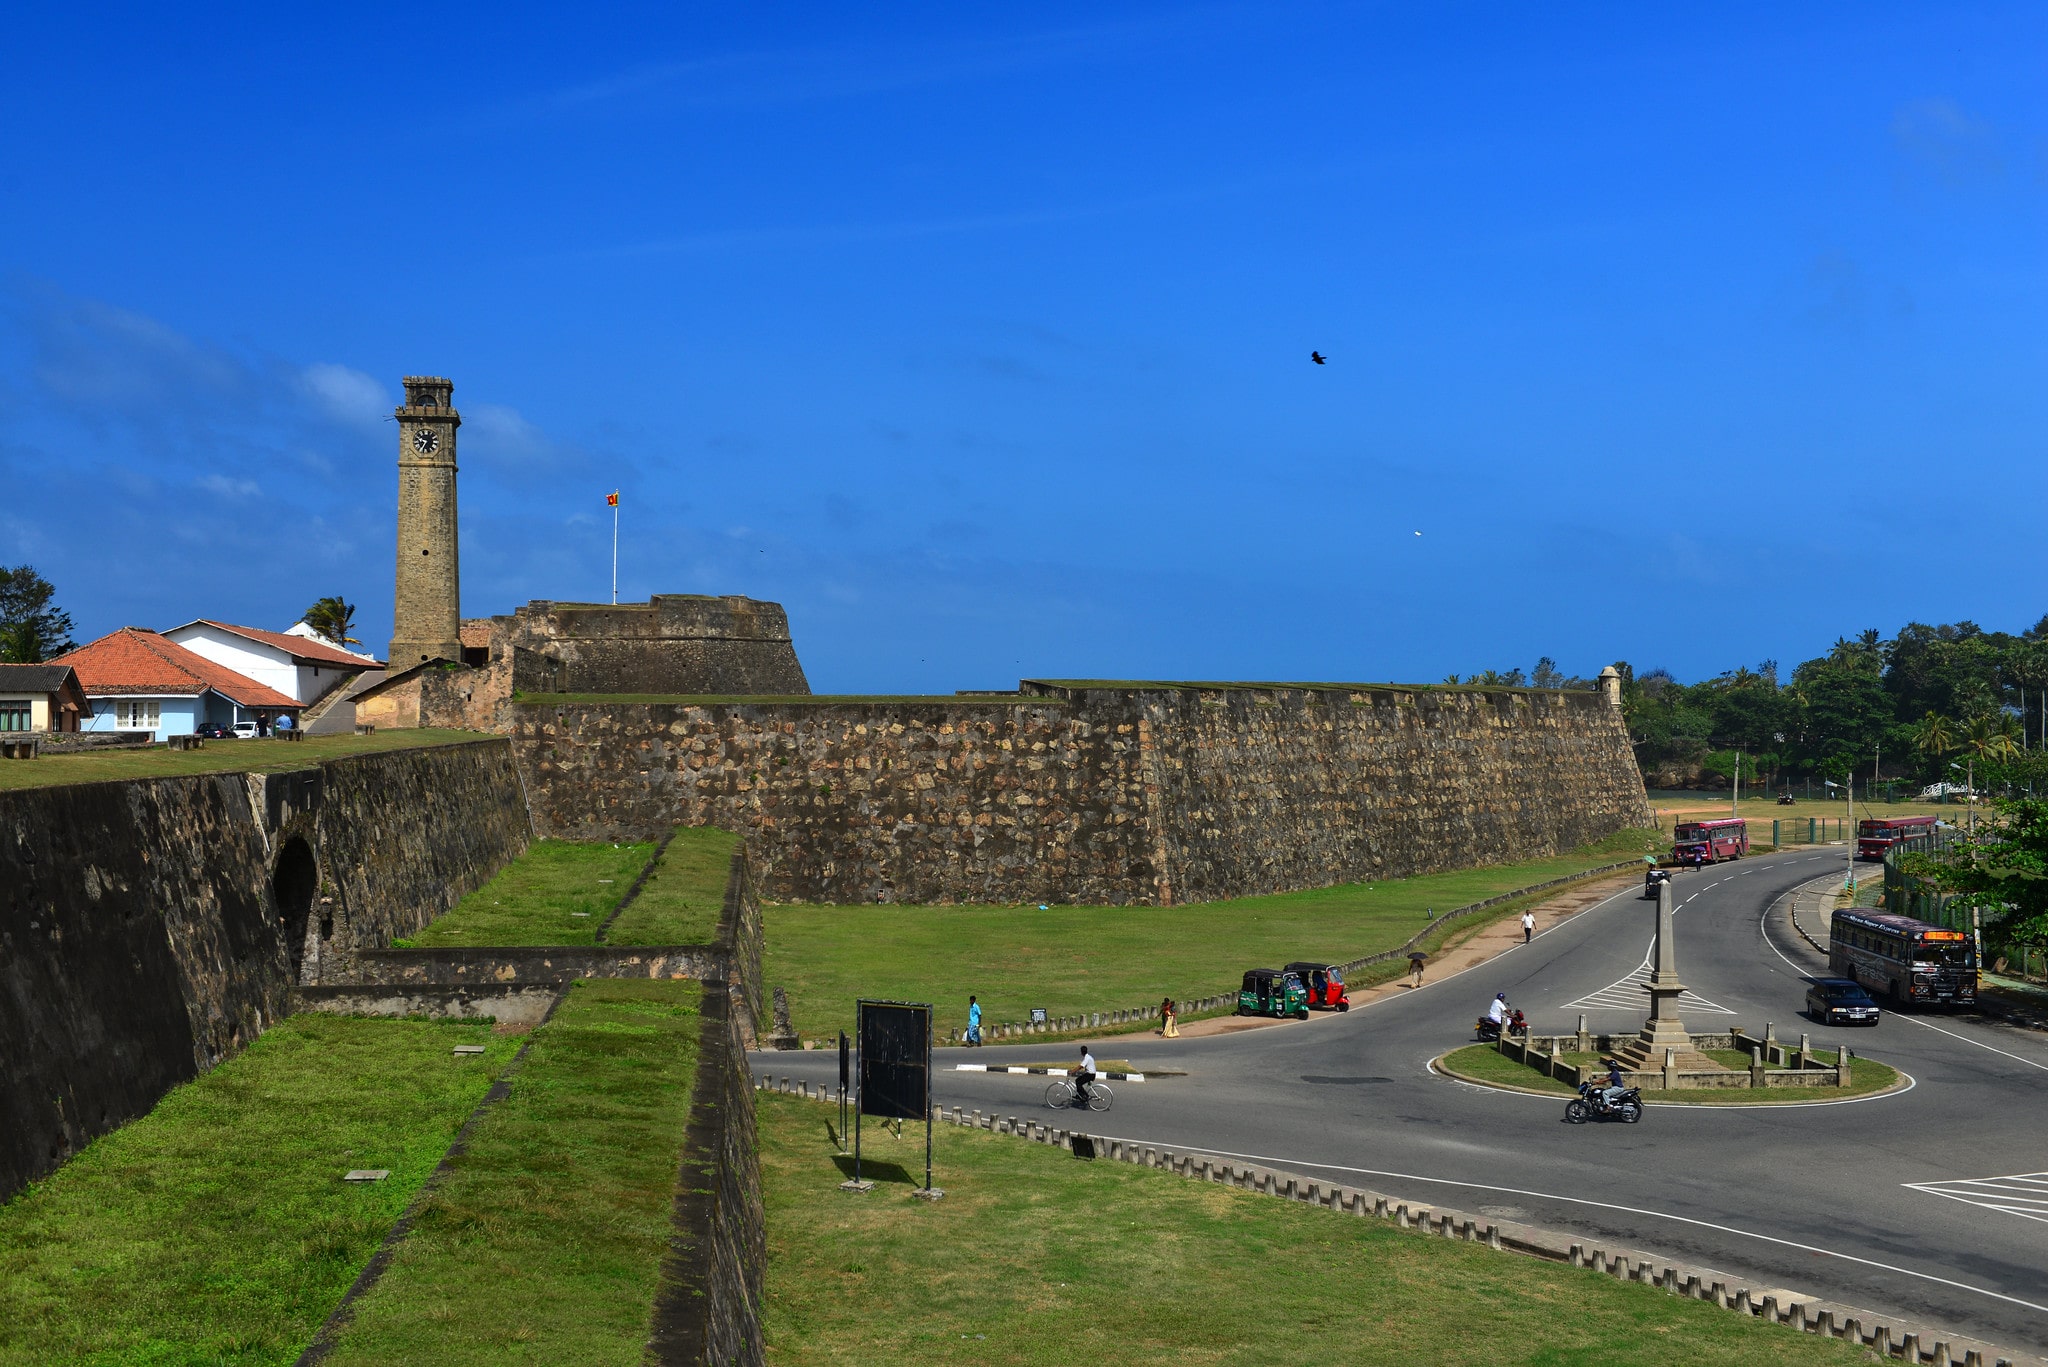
(1891, 1013, 2048, 1075)
(1124, 1139, 2048, 1316)
(1564, 943, 1736, 1014)
(1905, 1172, 2048, 1224)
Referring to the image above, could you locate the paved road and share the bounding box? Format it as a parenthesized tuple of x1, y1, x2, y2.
(754, 847, 2048, 1355)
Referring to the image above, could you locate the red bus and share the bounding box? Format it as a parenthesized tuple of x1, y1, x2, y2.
(1673, 818, 1747, 867)
(1857, 815, 1938, 861)
(1830, 907, 1977, 1006)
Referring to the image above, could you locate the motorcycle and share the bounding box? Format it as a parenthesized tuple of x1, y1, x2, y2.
(1474, 1008, 1528, 1042)
(1566, 1080, 1644, 1124)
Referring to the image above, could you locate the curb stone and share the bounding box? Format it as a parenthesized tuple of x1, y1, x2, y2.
(953, 1064, 1149, 1081)
(756, 1076, 2034, 1367)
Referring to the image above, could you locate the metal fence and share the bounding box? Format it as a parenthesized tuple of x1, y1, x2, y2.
(1882, 829, 1965, 930)
(1764, 817, 1849, 846)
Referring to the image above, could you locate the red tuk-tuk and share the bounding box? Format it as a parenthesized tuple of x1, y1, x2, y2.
(1283, 962, 1351, 1012)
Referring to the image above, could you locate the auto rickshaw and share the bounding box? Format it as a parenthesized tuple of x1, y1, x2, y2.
(1238, 968, 1310, 1019)
(1282, 961, 1351, 1011)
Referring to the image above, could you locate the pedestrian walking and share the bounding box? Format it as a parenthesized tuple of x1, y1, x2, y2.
(1161, 996, 1179, 1038)
(967, 995, 982, 1047)
(1408, 951, 1426, 987)
(1521, 909, 1535, 944)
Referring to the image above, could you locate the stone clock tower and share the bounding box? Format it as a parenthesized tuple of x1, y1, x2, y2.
(389, 376, 463, 667)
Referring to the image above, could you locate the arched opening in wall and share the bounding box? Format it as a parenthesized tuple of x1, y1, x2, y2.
(272, 837, 318, 984)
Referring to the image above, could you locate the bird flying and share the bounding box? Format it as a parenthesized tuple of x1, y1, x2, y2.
(1311, 351, 1326, 364)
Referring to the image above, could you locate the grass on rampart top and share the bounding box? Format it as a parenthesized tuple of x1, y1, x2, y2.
(1439, 1043, 1902, 1103)
(318, 979, 702, 1367)
(767, 828, 1662, 1043)
(0, 1015, 513, 1366)
(400, 828, 737, 948)
(0, 729, 494, 792)
(755, 1091, 1868, 1366)
(512, 691, 1061, 707)
(399, 838, 655, 947)
(606, 826, 739, 945)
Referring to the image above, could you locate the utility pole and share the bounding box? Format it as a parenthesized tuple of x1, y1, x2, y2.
(1732, 747, 1742, 817)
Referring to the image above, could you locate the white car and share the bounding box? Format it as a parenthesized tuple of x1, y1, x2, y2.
(230, 721, 259, 739)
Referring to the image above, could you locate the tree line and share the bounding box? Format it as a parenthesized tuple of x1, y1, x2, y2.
(0, 565, 361, 662)
(1611, 617, 2048, 791)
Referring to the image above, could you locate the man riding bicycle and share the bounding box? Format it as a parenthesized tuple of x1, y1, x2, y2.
(1072, 1045, 1097, 1108)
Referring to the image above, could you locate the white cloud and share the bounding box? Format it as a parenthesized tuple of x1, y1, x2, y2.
(198, 473, 260, 498)
(299, 363, 390, 430)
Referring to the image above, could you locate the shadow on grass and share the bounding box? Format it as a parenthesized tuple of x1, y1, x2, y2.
(832, 1154, 915, 1186)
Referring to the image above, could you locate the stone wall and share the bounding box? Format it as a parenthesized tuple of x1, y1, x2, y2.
(0, 739, 530, 1199)
(511, 682, 1652, 906)
(502, 595, 809, 697)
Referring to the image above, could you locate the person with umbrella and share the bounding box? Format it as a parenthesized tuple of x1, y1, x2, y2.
(1407, 951, 1427, 988)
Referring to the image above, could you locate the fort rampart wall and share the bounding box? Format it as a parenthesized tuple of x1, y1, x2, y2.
(511, 682, 1652, 906)
(0, 740, 529, 1198)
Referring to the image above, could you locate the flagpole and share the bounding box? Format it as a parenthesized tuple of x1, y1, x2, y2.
(611, 493, 619, 605)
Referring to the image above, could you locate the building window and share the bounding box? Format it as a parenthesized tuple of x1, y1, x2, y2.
(116, 699, 161, 730)
(0, 704, 28, 732)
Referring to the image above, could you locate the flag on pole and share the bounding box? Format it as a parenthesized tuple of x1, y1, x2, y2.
(606, 491, 619, 506)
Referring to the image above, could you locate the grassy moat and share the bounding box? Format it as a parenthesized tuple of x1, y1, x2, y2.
(767, 827, 1663, 1042)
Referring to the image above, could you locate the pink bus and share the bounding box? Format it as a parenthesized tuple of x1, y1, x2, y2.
(1673, 818, 1747, 867)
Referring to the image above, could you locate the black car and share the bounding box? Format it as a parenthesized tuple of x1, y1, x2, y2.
(194, 723, 232, 739)
(1805, 977, 1880, 1026)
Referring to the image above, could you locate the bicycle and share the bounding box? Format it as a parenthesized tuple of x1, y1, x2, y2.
(1043, 1077, 1113, 1112)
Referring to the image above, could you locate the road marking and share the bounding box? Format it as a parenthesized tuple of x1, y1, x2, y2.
(1564, 949, 1736, 1014)
(1904, 1172, 2048, 1224)
(1891, 1013, 2048, 1074)
(955, 1064, 1147, 1081)
(1126, 1140, 2048, 1317)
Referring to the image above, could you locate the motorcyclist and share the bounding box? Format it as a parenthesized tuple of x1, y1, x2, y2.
(1487, 993, 1509, 1027)
(1598, 1059, 1628, 1110)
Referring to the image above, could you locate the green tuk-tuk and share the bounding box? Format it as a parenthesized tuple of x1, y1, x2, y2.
(1238, 967, 1310, 1019)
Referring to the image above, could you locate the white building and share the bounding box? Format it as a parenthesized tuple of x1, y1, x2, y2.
(161, 620, 383, 707)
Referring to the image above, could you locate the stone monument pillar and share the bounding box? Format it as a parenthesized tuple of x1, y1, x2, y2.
(389, 376, 463, 668)
(1613, 877, 1713, 1072)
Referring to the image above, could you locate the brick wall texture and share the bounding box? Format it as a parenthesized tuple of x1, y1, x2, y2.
(512, 682, 1653, 906)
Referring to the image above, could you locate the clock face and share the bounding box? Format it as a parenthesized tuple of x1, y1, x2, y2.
(412, 427, 441, 455)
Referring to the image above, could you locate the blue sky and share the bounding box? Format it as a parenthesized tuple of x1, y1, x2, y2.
(2, 4, 2042, 691)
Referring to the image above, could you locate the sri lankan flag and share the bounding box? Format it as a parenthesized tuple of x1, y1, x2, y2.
(606, 490, 619, 506)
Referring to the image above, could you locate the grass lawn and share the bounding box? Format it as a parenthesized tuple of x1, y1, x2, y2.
(0, 1015, 515, 1366)
(766, 828, 1661, 1043)
(606, 826, 739, 945)
(755, 1091, 1868, 1366)
(1439, 1043, 1902, 1103)
(319, 979, 701, 1367)
(400, 838, 656, 947)
(0, 730, 494, 792)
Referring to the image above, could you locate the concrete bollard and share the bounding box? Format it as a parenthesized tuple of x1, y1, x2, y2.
(1758, 1295, 1781, 1322)
(1840, 1318, 1862, 1344)
(1373, 1196, 1390, 1219)
(1485, 1222, 1501, 1251)
(1785, 1300, 1807, 1331)
(1568, 1243, 1586, 1267)
(1731, 1289, 1755, 1315)
(1869, 1325, 1893, 1355)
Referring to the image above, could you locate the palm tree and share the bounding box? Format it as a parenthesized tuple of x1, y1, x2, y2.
(1913, 711, 1955, 771)
(301, 596, 360, 648)
(1962, 714, 2020, 768)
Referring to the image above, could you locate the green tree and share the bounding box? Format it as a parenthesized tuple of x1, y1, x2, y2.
(0, 565, 76, 663)
(1962, 714, 2020, 769)
(1902, 798, 2048, 944)
(1913, 711, 1956, 769)
(301, 596, 360, 647)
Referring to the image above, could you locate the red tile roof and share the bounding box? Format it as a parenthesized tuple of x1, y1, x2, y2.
(168, 619, 384, 668)
(53, 629, 302, 708)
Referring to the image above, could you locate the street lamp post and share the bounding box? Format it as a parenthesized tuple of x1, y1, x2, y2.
(1826, 777, 1854, 893)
